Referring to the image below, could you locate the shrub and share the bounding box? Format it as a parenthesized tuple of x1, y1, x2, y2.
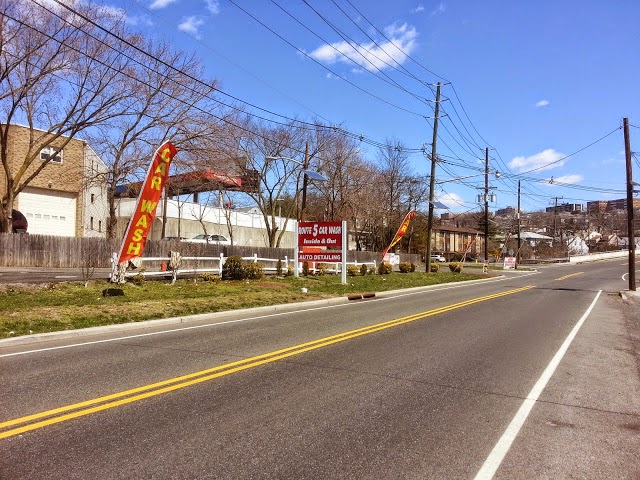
(243, 262, 264, 279)
(286, 265, 294, 276)
(302, 261, 310, 276)
(430, 263, 439, 273)
(316, 263, 330, 275)
(223, 255, 244, 280)
(199, 272, 220, 282)
(449, 262, 462, 273)
(130, 272, 145, 285)
(377, 262, 393, 275)
(368, 266, 376, 275)
(347, 265, 360, 276)
(359, 263, 368, 276)
(276, 259, 283, 276)
(410, 263, 416, 272)
(399, 262, 412, 273)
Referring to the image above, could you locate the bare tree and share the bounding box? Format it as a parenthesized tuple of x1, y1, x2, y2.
(86, 36, 221, 239)
(232, 118, 306, 247)
(0, 0, 133, 232)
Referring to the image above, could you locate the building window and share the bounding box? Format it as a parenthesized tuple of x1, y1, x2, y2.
(90, 216, 94, 230)
(98, 220, 102, 233)
(90, 194, 95, 204)
(40, 146, 63, 164)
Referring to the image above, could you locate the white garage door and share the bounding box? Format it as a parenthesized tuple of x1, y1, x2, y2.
(18, 188, 77, 236)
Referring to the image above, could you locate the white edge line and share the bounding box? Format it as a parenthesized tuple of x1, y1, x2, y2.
(474, 289, 602, 480)
(0, 275, 528, 358)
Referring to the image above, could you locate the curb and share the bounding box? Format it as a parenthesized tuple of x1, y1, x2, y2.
(0, 296, 350, 348)
(0, 275, 509, 348)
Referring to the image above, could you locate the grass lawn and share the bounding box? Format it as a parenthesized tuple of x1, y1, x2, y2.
(1, 271, 488, 338)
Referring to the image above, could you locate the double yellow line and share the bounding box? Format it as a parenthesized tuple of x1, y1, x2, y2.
(555, 272, 584, 281)
(1, 285, 534, 440)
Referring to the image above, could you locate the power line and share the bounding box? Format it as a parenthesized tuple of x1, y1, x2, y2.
(226, 0, 427, 119)
(33, 0, 430, 155)
(125, 0, 337, 128)
(518, 127, 622, 174)
(234, 0, 489, 166)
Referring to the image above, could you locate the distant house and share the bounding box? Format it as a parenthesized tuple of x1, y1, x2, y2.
(432, 225, 485, 259)
(1, 124, 108, 237)
(517, 231, 554, 247)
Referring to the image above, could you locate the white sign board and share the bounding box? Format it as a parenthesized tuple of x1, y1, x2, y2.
(503, 257, 516, 269)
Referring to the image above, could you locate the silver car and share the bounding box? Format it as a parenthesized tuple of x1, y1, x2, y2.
(185, 234, 231, 245)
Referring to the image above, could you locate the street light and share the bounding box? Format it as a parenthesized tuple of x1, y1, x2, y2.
(265, 151, 327, 221)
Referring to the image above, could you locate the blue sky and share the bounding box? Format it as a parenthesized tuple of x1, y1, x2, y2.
(100, 0, 639, 213)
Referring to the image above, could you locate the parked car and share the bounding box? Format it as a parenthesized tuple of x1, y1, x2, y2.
(161, 236, 187, 241)
(184, 234, 231, 245)
(430, 254, 446, 262)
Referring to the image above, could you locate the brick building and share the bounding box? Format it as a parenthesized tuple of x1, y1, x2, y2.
(1, 124, 108, 237)
(606, 198, 640, 211)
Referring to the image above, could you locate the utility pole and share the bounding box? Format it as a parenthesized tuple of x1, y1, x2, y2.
(624, 117, 636, 291)
(553, 196, 559, 240)
(299, 142, 310, 222)
(484, 147, 489, 262)
(425, 82, 441, 272)
(516, 180, 521, 268)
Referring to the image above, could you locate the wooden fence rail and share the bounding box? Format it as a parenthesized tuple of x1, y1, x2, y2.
(0, 234, 420, 269)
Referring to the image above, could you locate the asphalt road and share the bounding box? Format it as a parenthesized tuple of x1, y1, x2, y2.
(1, 260, 639, 479)
(0, 266, 112, 284)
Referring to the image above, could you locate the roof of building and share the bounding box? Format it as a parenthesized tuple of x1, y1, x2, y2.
(116, 168, 259, 198)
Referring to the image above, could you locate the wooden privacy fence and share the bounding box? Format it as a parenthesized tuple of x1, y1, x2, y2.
(0, 234, 420, 269)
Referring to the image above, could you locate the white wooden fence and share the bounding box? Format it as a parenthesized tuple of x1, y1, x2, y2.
(113, 252, 376, 282)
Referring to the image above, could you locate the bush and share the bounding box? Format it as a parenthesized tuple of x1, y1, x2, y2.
(223, 255, 244, 280)
(302, 261, 310, 276)
(410, 263, 416, 272)
(286, 265, 294, 276)
(130, 272, 145, 285)
(316, 263, 330, 275)
(276, 259, 283, 276)
(199, 272, 220, 282)
(243, 262, 264, 280)
(368, 266, 376, 275)
(449, 262, 462, 273)
(359, 263, 368, 276)
(399, 262, 412, 273)
(378, 262, 393, 275)
(347, 265, 360, 276)
(430, 263, 439, 273)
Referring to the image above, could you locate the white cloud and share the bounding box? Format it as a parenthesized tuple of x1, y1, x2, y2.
(431, 2, 446, 15)
(411, 4, 425, 13)
(601, 157, 624, 165)
(535, 99, 550, 108)
(205, 0, 219, 15)
(308, 22, 418, 72)
(125, 14, 154, 27)
(436, 191, 465, 211)
(149, 0, 177, 10)
(95, 4, 127, 20)
(178, 15, 205, 37)
(545, 174, 583, 185)
(509, 149, 565, 172)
